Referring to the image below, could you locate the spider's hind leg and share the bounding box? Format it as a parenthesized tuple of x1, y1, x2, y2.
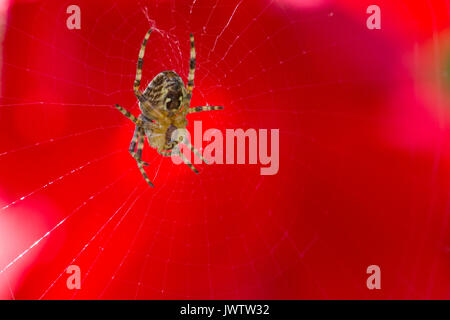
(137, 162, 154, 187)
(134, 127, 154, 187)
(184, 140, 208, 165)
(128, 126, 149, 166)
(178, 151, 199, 174)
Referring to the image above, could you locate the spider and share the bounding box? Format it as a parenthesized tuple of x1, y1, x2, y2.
(115, 29, 223, 187)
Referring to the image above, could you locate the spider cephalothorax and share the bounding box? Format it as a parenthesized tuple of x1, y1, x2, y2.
(115, 29, 223, 187)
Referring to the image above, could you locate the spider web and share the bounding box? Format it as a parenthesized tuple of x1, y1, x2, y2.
(0, 0, 449, 299)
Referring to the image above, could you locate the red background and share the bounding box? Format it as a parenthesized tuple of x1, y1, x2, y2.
(0, 0, 450, 299)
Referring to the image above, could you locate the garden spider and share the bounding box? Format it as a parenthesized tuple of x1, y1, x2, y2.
(115, 29, 223, 187)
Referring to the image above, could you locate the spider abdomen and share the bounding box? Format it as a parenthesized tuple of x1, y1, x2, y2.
(142, 71, 186, 113)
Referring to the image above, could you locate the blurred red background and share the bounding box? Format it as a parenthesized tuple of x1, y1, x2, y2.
(0, 0, 450, 299)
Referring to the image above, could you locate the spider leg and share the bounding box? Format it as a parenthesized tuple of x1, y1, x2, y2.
(134, 127, 154, 187)
(137, 162, 154, 187)
(129, 126, 149, 166)
(134, 28, 152, 103)
(184, 140, 208, 164)
(135, 127, 146, 162)
(188, 106, 224, 114)
(185, 33, 196, 101)
(128, 125, 139, 155)
(115, 104, 143, 126)
(116, 105, 149, 167)
(178, 150, 199, 174)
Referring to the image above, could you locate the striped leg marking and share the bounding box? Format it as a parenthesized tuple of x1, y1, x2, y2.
(135, 128, 153, 187)
(188, 106, 224, 114)
(137, 162, 154, 187)
(115, 104, 142, 125)
(129, 125, 139, 156)
(133, 127, 149, 166)
(179, 151, 199, 174)
(186, 33, 196, 100)
(134, 28, 153, 102)
(185, 140, 208, 164)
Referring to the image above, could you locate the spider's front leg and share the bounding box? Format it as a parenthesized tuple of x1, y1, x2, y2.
(188, 106, 224, 114)
(183, 33, 196, 107)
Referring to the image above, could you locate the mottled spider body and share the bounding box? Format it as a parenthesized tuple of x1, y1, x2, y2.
(143, 71, 186, 114)
(140, 71, 189, 153)
(115, 29, 223, 187)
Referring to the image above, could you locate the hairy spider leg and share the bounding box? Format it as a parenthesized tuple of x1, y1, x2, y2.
(135, 127, 154, 187)
(134, 28, 152, 103)
(135, 127, 146, 164)
(115, 104, 142, 126)
(186, 33, 196, 101)
(128, 125, 139, 155)
(137, 162, 154, 187)
(179, 32, 196, 118)
(188, 106, 224, 113)
(116, 111, 153, 186)
(184, 139, 209, 164)
(178, 150, 199, 174)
